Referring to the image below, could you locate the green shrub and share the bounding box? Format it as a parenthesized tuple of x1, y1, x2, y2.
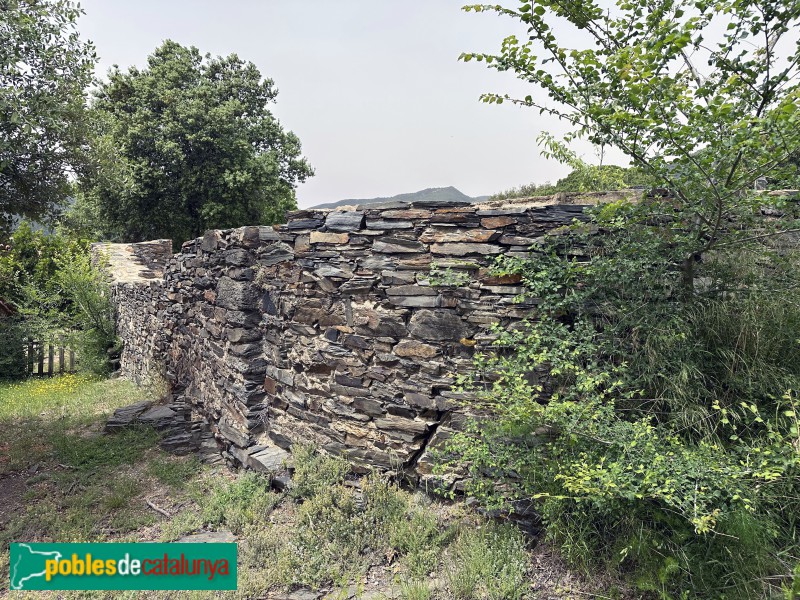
(0, 222, 114, 377)
(785, 563, 800, 600)
(440, 202, 800, 598)
(285, 474, 409, 587)
(0, 221, 86, 306)
(389, 508, 450, 578)
(399, 579, 433, 600)
(289, 443, 351, 500)
(0, 317, 31, 379)
(199, 471, 278, 534)
(54, 248, 117, 375)
(490, 164, 653, 201)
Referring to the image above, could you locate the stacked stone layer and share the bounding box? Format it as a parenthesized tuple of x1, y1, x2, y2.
(108, 197, 594, 485)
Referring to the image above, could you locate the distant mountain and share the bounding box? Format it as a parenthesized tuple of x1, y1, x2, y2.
(311, 186, 490, 209)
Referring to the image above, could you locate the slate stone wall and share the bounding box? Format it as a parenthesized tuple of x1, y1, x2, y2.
(112, 280, 169, 385)
(96, 239, 172, 385)
(109, 197, 597, 485)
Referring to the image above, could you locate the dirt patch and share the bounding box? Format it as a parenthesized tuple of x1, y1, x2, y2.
(0, 473, 28, 526)
(528, 541, 632, 599)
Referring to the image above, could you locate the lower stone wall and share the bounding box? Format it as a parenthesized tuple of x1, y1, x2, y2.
(105, 194, 625, 486)
(92, 239, 172, 385)
(112, 281, 168, 385)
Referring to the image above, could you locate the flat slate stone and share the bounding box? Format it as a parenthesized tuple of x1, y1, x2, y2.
(248, 446, 293, 473)
(314, 264, 353, 278)
(481, 216, 518, 228)
(219, 420, 250, 448)
(257, 242, 295, 265)
(387, 296, 438, 308)
(374, 415, 428, 435)
(430, 243, 503, 256)
(420, 228, 497, 243)
(498, 235, 542, 246)
(231, 225, 280, 247)
(285, 218, 325, 230)
(105, 401, 152, 432)
(216, 276, 259, 310)
(325, 211, 364, 232)
(160, 431, 196, 455)
(138, 405, 178, 428)
(365, 219, 414, 230)
(310, 231, 349, 244)
(381, 209, 430, 219)
(409, 309, 469, 342)
(386, 285, 437, 296)
(475, 207, 529, 216)
(224, 248, 251, 266)
(372, 237, 425, 253)
(394, 340, 439, 358)
(528, 205, 589, 222)
(411, 199, 472, 208)
(355, 201, 410, 210)
(200, 230, 224, 251)
(338, 278, 377, 294)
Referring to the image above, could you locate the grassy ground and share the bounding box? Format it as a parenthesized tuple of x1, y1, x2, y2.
(0, 376, 607, 599)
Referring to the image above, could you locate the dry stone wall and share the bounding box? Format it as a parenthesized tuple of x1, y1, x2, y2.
(92, 239, 172, 384)
(106, 195, 609, 487)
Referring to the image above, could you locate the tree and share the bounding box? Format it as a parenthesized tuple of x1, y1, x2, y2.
(0, 0, 96, 233)
(447, 1, 800, 596)
(463, 0, 800, 285)
(76, 40, 313, 245)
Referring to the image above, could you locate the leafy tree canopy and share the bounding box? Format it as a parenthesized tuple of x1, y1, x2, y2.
(463, 0, 800, 266)
(74, 40, 313, 246)
(0, 0, 96, 233)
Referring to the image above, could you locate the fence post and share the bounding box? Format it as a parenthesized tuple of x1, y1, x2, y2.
(59, 346, 65, 375)
(37, 343, 43, 375)
(69, 349, 75, 372)
(48, 344, 54, 377)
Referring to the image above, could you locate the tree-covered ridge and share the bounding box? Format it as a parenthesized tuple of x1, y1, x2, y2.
(312, 185, 490, 209)
(491, 164, 655, 200)
(71, 40, 313, 246)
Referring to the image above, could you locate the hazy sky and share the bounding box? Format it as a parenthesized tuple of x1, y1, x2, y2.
(76, 1, 602, 208)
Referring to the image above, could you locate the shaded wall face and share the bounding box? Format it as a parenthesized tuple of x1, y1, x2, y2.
(98, 239, 173, 387)
(111, 200, 590, 484)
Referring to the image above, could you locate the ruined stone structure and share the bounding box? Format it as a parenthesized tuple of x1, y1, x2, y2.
(100, 193, 632, 487)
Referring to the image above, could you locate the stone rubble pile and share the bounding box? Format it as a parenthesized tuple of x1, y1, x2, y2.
(105, 396, 202, 456)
